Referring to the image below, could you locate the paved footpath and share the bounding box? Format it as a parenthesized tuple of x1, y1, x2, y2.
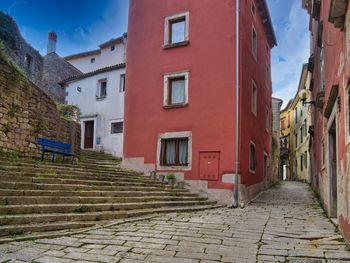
(1, 182, 350, 263)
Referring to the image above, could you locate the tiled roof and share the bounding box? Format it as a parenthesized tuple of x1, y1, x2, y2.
(60, 63, 126, 85)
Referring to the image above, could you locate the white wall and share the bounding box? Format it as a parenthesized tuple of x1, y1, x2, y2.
(67, 42, 126, 73)
(65, 68, 125, 157)
(68, 54, 101, 73)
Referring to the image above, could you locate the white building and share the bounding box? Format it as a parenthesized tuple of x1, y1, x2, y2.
(62, 35, 126, 157)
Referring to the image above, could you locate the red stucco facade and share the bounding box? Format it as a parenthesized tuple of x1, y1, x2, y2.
(303, 0, 350, 245)
(123, 0, 275, 204)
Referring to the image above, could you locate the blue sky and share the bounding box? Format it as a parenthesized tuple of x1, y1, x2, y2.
(0, 0, 309, 106)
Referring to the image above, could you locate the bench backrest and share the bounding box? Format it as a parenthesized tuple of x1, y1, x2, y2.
(36, 137, 72, 154)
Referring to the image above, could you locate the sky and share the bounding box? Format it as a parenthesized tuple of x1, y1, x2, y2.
(0, 0, 309, 107)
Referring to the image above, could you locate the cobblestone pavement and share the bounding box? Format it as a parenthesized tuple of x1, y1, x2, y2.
(0, 182, 349, 263)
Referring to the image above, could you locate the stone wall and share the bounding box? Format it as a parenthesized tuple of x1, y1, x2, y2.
(42, 52, 80, 101)
(0, 12, 43, 87)
(0, 11, 81, 103)
(0, 52, 80, 157)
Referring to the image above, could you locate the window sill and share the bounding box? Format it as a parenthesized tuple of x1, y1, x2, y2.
(158, 165, 191, 171)
(96, 97, 106, 101)
(163, 40, 189, 49)
(163, 103, 188, 109)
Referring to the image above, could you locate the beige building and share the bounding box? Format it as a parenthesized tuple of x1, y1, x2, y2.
(288, 64, 313, 182)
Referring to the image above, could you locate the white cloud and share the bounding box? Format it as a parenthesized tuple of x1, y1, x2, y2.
(271, 0, 310, 107)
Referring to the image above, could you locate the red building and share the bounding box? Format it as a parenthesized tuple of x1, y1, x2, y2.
(302, 0, 350, 244)
(123, 0, 276, 204)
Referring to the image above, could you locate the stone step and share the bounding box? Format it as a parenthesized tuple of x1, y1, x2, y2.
(0, 189, 197, 198)
(0, 174, 164, 187)
(0, 181, 188, 192)
(0, 171, 157, 185)
(0, 200, 216, 216)
(0, 195, 207, 205)
(0, 162, 134, 175)
(0, 204, 222, 236)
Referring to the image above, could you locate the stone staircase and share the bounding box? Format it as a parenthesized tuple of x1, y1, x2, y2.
(0, 151, 220, 239)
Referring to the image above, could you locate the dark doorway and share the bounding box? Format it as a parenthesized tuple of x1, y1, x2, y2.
(84, 121, 94, 149)
(328, 120, 337, 218)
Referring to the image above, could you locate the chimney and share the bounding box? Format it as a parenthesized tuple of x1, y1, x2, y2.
(47, 31, 57, 54)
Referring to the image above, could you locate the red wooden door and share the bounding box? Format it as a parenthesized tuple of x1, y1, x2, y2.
(84, 121, 94, 149)
(199, 151, 220, 181)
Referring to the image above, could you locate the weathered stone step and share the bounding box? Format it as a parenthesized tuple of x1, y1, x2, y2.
(0, 200, 216, 215)
(0, 162, 135, 176)
(0, 174, 163, 187)
(0, 189, 196, 198)
(0, 170, 155, 185)
(0, 221, 96, 237)
(0, 195, 207, 205)
(0, 204, 222, 234)
(0, 181, 187, 192)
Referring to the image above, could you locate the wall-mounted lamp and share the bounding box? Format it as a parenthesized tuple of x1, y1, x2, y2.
(299, 89, 315, 106)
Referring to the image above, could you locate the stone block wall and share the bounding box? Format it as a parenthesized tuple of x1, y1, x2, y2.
(0, 53, 80, 157)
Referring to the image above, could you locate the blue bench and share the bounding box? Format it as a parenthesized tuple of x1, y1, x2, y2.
(36, 137, 74, 162)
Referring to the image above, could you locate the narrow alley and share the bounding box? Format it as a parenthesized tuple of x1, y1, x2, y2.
(0, 182, 349, 263)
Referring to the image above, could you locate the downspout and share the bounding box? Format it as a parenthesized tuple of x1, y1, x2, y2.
(232, 0, 240, 208)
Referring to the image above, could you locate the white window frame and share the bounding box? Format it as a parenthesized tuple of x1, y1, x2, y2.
(252, 25, 257, 61)
(164, 11, 189, 46)
(265, 106, 269, 132)
(321, 138, 326, 169)
(249, 141, 256, 173)
(96, 78, 107, 100)
(157, 131, 192, 171)
(163, 71, 189, 107)
(251, 80, 257, 116)
(119, 74, 126, 93)
(251, 0, 256, 19)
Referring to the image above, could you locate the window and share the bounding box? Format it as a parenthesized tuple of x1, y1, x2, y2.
(320, 44, 325, 91)
(251, 81, 257, 116)
(265, 107, 269, 131)
(25, 54, 33, 70)
(91, 58, 95, 63)
(295, 132, 298, 148)
(295, 107, 298, 123)
(249, 142, 256, 172)
(96, 79, 107, 99)
(346, 82, 350, 143)
(111, 45, 115, 51)
(164, 72, 189, 107)
(251, 1, 256, 18)
(252, 27, 257, 60)
(281, 119, 285, 129)
(300, 155, 303, 171)
(164, 12, 189, 47)
(111, 122, 123, 134)
(304, 151, 308, 168)
(160, 138, 188, 166)
(119, 74, 125, 92)
(300, 126, 303, 144)
(321, 140, 326, 166)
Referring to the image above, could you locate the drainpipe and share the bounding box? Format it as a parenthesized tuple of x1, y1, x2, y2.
(232, 0, 240, 208)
